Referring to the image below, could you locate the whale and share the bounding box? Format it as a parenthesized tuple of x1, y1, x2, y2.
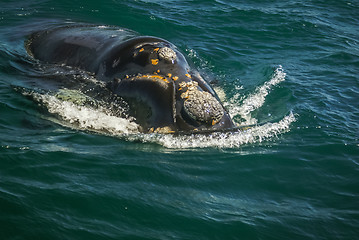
(26, 25, 235, 133)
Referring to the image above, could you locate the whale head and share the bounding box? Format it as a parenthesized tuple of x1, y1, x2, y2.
(109, 74, 234, 133)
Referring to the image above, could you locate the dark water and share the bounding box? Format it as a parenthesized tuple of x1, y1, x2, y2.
(1, 0, 358, 239)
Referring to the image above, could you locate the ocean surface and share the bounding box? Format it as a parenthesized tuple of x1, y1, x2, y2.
(1, 0, 358, 239)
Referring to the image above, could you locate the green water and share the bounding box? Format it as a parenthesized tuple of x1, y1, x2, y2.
(1, 0, 358, 239)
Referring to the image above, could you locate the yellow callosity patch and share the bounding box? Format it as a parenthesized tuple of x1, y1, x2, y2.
(157, 69, 160, 73)
(154, 48, 160, 52)
(167, 73, 172, 78)
(131, 74, 169, 83)
(185, 74, 191, 78)
(172, 76, 178, 81)
(154, 126, 175, 134)
(139, 48, 144, 52)
(151, 75, 169, 83)
(151, 59, 159, 65)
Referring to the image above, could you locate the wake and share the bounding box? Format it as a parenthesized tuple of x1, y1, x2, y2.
(21, 66, 295, 148)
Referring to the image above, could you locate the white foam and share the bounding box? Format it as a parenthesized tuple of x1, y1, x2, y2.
(31, 93, 140, 135)
(135, 65, 293, 149)
(226, 66, 286, 125)
(133, 112, 295, 149)
(24, 66, 294, 148)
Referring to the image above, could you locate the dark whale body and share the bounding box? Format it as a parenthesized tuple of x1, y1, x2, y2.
(26, 25, 235, 133)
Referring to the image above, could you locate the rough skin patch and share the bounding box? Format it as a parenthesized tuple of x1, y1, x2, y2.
(180, 81, 224, 124)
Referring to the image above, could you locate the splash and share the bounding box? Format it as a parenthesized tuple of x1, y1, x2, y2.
(134, 65, 294, 148)
(133, 112, 295, 148)
(22, 66, 294, 148)
(227, 66, 286, 125)
(27, 91, 140, 135)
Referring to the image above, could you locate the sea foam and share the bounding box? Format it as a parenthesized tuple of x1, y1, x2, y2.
(24, 66, 294, 148)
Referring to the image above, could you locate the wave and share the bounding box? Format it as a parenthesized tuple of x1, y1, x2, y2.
(22, 90, 140, 135)
(134, 112, 295, 148)
(226, 65, 286, 125)
(19, 66, 294, 149)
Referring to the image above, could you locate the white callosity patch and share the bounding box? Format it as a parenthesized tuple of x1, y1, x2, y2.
(158, 47, 177, 63)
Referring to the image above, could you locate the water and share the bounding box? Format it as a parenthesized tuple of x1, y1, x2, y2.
(0, 0, 358, 239)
